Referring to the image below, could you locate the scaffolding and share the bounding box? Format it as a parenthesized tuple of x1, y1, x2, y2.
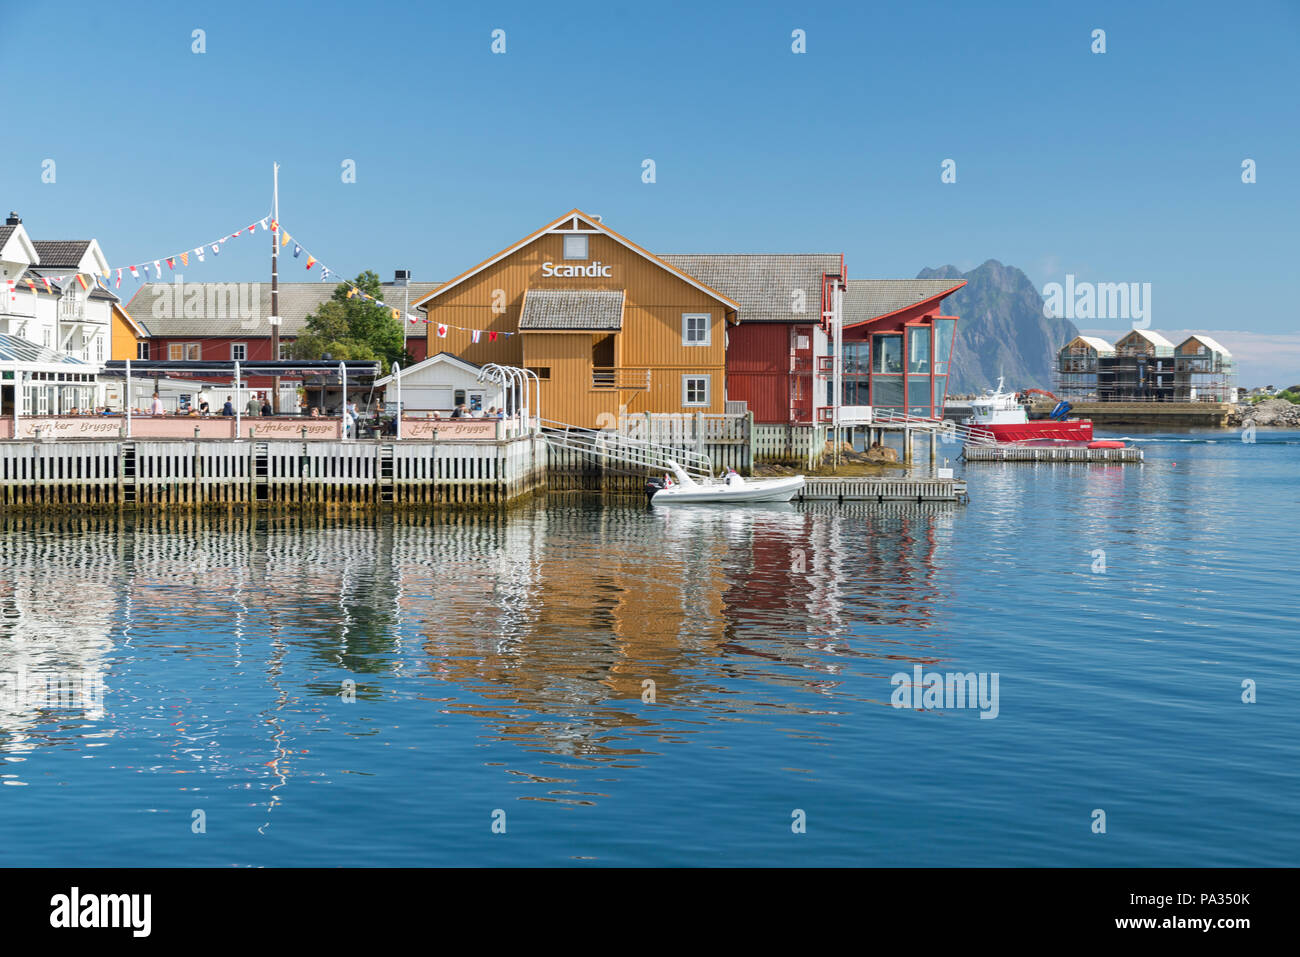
(1054, 334, 1235, 403)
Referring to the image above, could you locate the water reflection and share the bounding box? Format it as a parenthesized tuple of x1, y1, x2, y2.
(0, 501, 958, 784)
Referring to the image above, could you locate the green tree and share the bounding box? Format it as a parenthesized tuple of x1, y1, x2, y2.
(291, 271, 409, 372)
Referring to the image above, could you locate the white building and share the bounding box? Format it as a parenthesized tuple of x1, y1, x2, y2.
(0, 211, 113, 413)
(374, 352, 505, 414)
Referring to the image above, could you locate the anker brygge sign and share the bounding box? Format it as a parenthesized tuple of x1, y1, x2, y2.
(541, 261, 612, 278)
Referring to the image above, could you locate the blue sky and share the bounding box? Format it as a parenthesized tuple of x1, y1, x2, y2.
(3, 0, 1296, 382)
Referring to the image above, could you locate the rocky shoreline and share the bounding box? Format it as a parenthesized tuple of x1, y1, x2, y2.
(1227, 399, 1300, 428)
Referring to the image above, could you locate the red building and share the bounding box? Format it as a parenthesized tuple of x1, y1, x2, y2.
(123, 276, 438, 387)
(832, 279, 965, 420)
(658, 257, 964, 424)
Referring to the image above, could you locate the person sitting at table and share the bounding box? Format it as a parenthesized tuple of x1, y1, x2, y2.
(222, 396, 235, 417)
(309, 407, 321, 418)
(199, 398, 210, 417)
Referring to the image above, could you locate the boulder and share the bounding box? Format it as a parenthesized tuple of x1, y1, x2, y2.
(863, 442, 899, 463)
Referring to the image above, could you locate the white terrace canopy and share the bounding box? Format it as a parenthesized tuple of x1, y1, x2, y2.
(0, 333, 100, 416)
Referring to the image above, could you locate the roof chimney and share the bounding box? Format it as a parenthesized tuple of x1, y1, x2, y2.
(5, 212, 20, 226)
(394, 269, 410, 286)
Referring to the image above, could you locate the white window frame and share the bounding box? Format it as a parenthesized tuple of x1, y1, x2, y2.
(137, 341, 150, 360)
(562, 234, 588, 260)
(682, 313, 711, 347)
(682, 374, 710, 408)
(279, 342, 293, 360)
(95, 335, 104, 362)
(231, 342, 248, 361)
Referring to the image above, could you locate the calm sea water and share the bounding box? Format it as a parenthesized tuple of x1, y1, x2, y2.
(1, 429, 1296, 867)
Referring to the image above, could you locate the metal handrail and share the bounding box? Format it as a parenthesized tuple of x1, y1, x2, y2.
(540, 418, 713, 478)
(870, 407, 999, 447)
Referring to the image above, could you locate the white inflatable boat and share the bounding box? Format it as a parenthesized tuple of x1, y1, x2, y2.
(647, 462, 805, 505)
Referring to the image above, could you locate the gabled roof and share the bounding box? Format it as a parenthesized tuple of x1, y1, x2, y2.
(843, 279, 966, 327)
(1117, 328, 1174, 349)
(374, 350, 483, 387)
(519, 289, 625, 331)
(1179, 334, 1230, 356)
(31, 239, 110, 277)
(32, 240, 92, 269)
(659, 254, 842, 323)
(112, 301, 149, 339)
(412, 209, 741, 318)
(1063, 335, 1116, 354)
(124, 281, 441, 337)
(0, 223, 39, 265)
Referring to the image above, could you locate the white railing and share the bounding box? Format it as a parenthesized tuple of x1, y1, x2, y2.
(870, 407, 999, 447)
(541, 418, 713, 478)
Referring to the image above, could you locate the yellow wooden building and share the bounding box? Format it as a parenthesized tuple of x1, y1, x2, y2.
(110, 301, 148, 360)
(411, 210, 739, 427)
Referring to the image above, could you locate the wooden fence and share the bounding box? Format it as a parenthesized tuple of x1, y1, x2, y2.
(0, 436, 547, 511)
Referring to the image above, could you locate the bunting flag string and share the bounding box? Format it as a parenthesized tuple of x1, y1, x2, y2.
(18, 213, 275, 293)
(276, 222, 516, 340)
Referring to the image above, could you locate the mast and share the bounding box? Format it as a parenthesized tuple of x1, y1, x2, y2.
(271, 162, 281, 413)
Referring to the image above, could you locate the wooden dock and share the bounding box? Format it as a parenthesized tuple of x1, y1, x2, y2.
(797, 475, 967, 503)
(0, 436, 548, 510)
(964, 445, 1143, 463)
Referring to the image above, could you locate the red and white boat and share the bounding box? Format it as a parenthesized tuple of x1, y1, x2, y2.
(963, 378, 1093, 444)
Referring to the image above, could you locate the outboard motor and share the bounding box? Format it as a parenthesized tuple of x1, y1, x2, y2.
(645, 478, 665, 504)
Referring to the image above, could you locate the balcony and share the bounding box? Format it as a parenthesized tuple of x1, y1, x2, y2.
(592, 367, 651, 390)
(58, 297, 85, 322)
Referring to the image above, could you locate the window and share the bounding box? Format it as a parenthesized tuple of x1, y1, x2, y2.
(527, 366, 551, 380)
(563, 234, 588, 260)
(682, 374, 710, 407)
(872, 335, 903, 373)
(682, 313, 711, 347)
(279, 342, 292, 360)
(137, 341, 150, 360)
(933, 319, 955, 375)
(169, 342, 201, 361)
(231, 343, 247, 361)
(907, 326, 931, 374)
(95, 336, 104, 362)
(872, 376, 904, 409)
(43, 328, 52, 348)
(907, 378, 932, 417)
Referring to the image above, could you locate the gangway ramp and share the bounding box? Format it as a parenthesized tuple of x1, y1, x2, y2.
(540, 419, 713, 479)
(868, 408, 999, 447)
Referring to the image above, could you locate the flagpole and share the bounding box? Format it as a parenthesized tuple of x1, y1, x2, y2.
(271, 162, 281, 413)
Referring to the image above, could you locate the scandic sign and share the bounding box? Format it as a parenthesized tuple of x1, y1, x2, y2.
(540, 261, 612, 278)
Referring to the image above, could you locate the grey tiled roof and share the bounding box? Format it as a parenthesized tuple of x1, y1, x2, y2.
(31, 240, 92, 270)
(20, 269, 63, 293)
(843, 279, 965, 325)
(519, 289, 625, 330)
(660, 254, 842, 322)
(0, 226, 15, 249)
(123, 281, 440, 337)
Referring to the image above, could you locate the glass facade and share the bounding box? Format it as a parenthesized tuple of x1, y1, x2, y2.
(825, 323, 956, 418)
(933, 319, 955, 375)
(873, 335, 903, 373)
